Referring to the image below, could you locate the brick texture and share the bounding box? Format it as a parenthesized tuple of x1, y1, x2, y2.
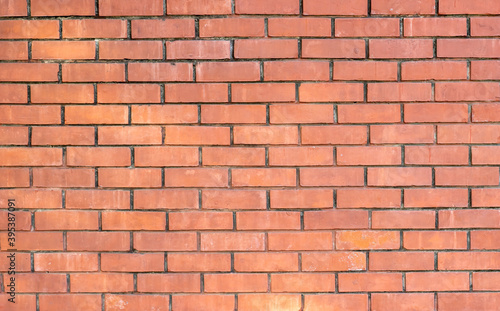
(0, 1, 499, 310)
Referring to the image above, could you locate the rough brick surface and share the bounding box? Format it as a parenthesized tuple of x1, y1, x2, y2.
(0, 0, 499, 310)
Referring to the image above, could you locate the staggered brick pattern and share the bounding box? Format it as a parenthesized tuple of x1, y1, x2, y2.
(1, 0, 500, 310)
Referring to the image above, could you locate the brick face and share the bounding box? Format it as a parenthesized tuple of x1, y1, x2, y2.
(1, 1, 499, 309)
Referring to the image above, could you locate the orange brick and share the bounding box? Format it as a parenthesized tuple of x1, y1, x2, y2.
(471, 61, 500, 80)
(405, 103, 468, 123)
(335, 18, 399, 37)
(338, 104, 400, 124)
(202, 190, 267, 210)
(372, 0, 435, 14)
(404, 188, 468, 208)
(234, 126, 298, 145)
(302, 125, 367, 145)
(67, 147, 130, 167)
(167, 0, 231, 15)
(439, 293, 500, 311)
(164, 168, 228, 187)
(134, 189, 199, 210)
(369, 252, 434, 271)
(32, 126, 95, 145)
(66, 190, 130, 210)
(402, 61, 468, 80)
(199, 18, 265, 37)
(372, 294, 434, 311)
(98, 168, 162, 188)
(98, 126, 162, 145)
(270, 189, 334, 209)
(0, 210, 30, 231)
(0, 168, 29, 187)
(302, 252, 366, 272)
(128, 63, 192, 82)
(371, 124, 434, 144)
(34, 253, 98, 272)
(474, 272, 500, 291)
(337, 146, 400, 165)
(166, 40, 230, 59)
(0, 126, 28, 145)
(99, 0, 163, 16)
(100, 41, 163, 60)
(300, 167, 365, 186)
(202, 105, 266, 124)
(0, 63, 58, 82)
(264, 60, 330, 81)
(438, 124, 500, 144)
(368, 167, 432, 186)
(102, 211, 165, 230)
(406, 272, 469, 291)
(105, 295, 169, 311)
(32, 41, 95, 60)
(304, 210, 368, 230)
(300, 83, 364, 102)
(137, 274, 200, 293)
(233, 83, 295, 102)
(201, 232, 265, 251)
(270, 104, 334, 124)
(168, 253, 231, 272)
(339, 273, 402, 292)
(269, 146, 333, 166)
(436, 167, 499, 186)
(268, 18, 331, 37)
(197, 62, 260, 82)
(165, 83, 228, 103)
(101, 253, 164, 272)
(240, 294, 301, 311)
(404, 231, 467, 250)
(35, 210, 98, 230)
(63, 19, 127, 38)
(372, 210, 435, 229)
(471, 17, 500, 36)
(336, 231, 400, 250)
(303, 0, 367, 15)
(302, 39, 365, 58)
(0, 84, 27, 103)
(67, 232, 130, 251)
(99, 83, 161, 103)
(172, 295, 234, 311)
(370, 39, 433, 58)
(236, 0, 299, 14)
(132, 105, 197, 124)
(235, 39, 298, 59)
(268, 232, 333, 251)
(11, 273, 67, 293)
(440, 209, 500, 229)
(435, 82, 500, 101)
(473, 189, 500, 207)
(438, 39, 500, 58)
(334, 61, 398, 81)
(438, 252, 500, 270)
(0, 0, 27, 16)
(71, 273, 134, 293)
(0, 253, 30, 271)
(0, 189, 62, 209)
(404, 17, 466, 36)
(232, 168, 296, 187)
(0, 232, 62, 251)
(33, 168, 94, 188)
(272, 273, 336, 292)
(131, 19, 195, 38)
(134, 232, 197, 251)
(135, 146, 198, 166)
(62, 63, 125, 82)
(205, 273, 268, 293)
(31, 0, 94, 16)
(202, 147, 265, 166)
(0, 147, 61, 166)
(304, 294, 368, 311)
(0, 41, 28, 60)
(65, 106, 128, 125)
(164, 126, 230, 145)
(405, 145, 469, 165)
(169, 211, 233, 230)
(471, 231, 500, 249)
(235, 253, 299, 272)
(368, 82, 432, 102)
(337, 189, 401, 208)
(31, 84, 94, 104)
(237, 211, 301, 230)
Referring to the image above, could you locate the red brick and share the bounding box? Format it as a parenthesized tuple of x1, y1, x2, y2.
(34, 253, 98, 272)
(438, 39, 500, 58)
(172, 295, 234, 311)
(373, 210, 435, 229)
(404, 188, 468, 208)
(67, 147, 130, 167)
(339, 273, 402, 292)
(237, 211, 301, 230)
(65, 106, 128, 125)
(404, 231, 467, 250)
(438, 125, 500, 144)
(35, 210, 98, 230)
(334, 61, 398, 81)
(303, 0, 367, 15)
(336, 231, 400, 250)
(337, 146, 400, 165)
(472, 146, 500, 165)
(473, 189, 500, 207)
(233, 84, 295, 102)
(0, 126, 28, 145)
(372, 294, 434, 311)
(132, 19, 194, 38)
(304, 210, 368, 230)
(166, 40, 230, 59)
(98, 126, 162, 145)
(234, 126, 298, 145)
(368, 167, 432, 186)
(304, 294, 368, 311)
(33, 168, 94, 188)
(474, 273, 500, 291)
(202, 105, 266, 124)
(32, 41, 95, 60)
(0, 232, 62, 251)
(0, 0, 27, 16)
(337, 189, 401, 208)
(0, 41, 28, 60)
(134, 232, 197, 251)
(32, 126, 94, 146)
(405, 145, 469, 165)
(0, 189, 62, 209)
(370, 252, 434, 271)
(0, 210, 30, 231)
(438, 252, 500, 270)
(199, 18, 265, 38)
(204, 273, 268, 293)
(302, 39, 365, 58)
(335, 18, 399, 37)
(202, 190, 266, 210)
(232, 168, 296, 187)
(99, 0, 163, 16)
(105, 295, 169, 311)
(164, 126, 230, 145)
(67, 232, 130, 251)
(240, 294, 301, 311)
(167, 0, 231, 15)
(169, 211, 233, 230)
(471, 231, 500, 250)
(436, 82, 500, 101)
(66, 190, 129, 210)
(134, 189, 198, 210)
(471, 61, 500, 80)
(270, 104, 334, 124)
(197, 62, 260, 82)
(135, 146, 198, 166)
(0, 168, 29, 187)
(372, 0, 435, 14)
(404, 103, 469, 123)
(471, 17, 500, 36)
(0, 84, 27, 103)
(265, 60, 330, 81)
(168, 253, 231, 272)
(339, 104, 400, 124)
(302, 252, 365, 272)
(368, 82, 432, 102)
(202, 147, 265, 166)
(41, 295, 100, 311)
(440, 210, 500, 229)
(269, 18, 331, 37)
(272, 273, 336, 293)
(404, 17, 466, 36)
(129, 63, 192, 82)
(370, 39, 433, 58)
(301, 125, 367, 145)
(164, 168, 228, 187)
(235, 39, 298, 59)
(236, 0, 299, 14)
(62, 63, 125, 82)
(71, 274, 134, 293)
(63, 19, 127, 38)
(435, 167, 499, 186)
(165, 83, 228, 102)
(269, 232, 333, 251)
(271, 189, 333, 209)
(439, 0, 500, 14)
(138, 274, 200, 293)
(100, 41, 162, 60)
(440, 293, 500, 311)
(401, 61, 468, 80)
(371, 124, 434, 144)
(102, 211, 165, 230)
(101, 253, 164, 272)
(201, 232, 265, 251)
(269, 146, 333, 166)
(99, 168, 162, 188)
(407, 272, 469, 291)
(31, 84, 94, 104)
(301, 168, 364, 186)
(300, 83, 364, 102)
(235, 253, 299, 272)
(132, 105, 197, 124)
(31, 0, 94, 16)
(11, 274, 67, 293)
(0, 20, 58, 39)
(0, 147, 61, 166)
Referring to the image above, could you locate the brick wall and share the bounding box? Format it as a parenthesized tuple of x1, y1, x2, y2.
(1, 0, 500, 310)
